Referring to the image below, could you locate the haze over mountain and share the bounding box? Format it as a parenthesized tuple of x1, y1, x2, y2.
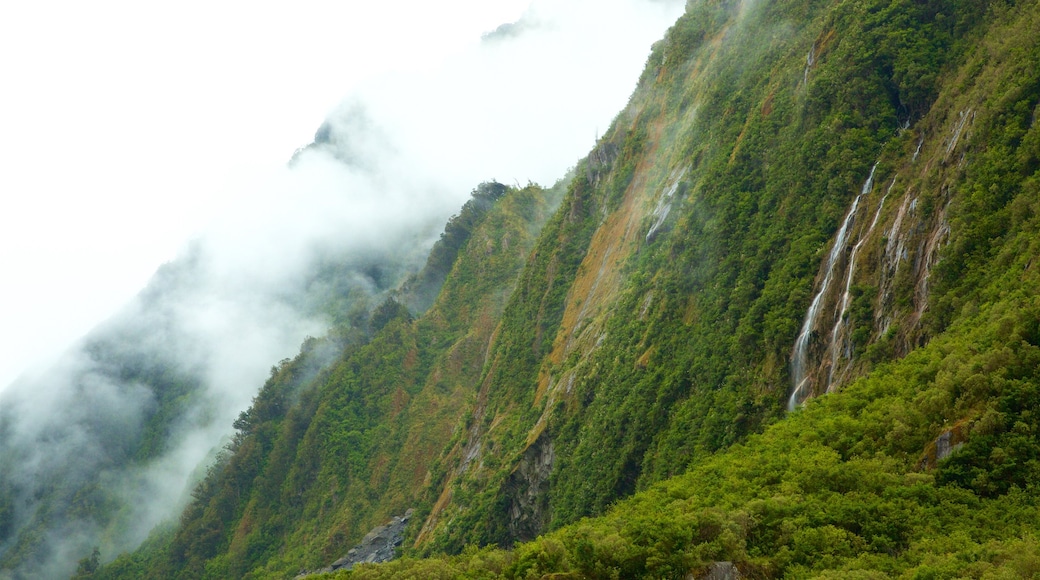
(0, 1, 686, 578)
(0, 0, 682, 392)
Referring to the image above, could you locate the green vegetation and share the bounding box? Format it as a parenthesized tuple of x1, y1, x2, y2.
(411, 0, 1010, 552)
(401, 181, 510, 315)
(93, 183, 563, 578)
(326, 280, 1040, 578)
(87, 0, 1040, 577)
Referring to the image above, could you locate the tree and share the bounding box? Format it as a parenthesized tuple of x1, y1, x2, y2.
(72, 547, 100, 578)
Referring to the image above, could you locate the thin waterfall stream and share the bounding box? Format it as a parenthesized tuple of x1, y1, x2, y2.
(788, 162, 878, 411)
(825, 176, 893, 391)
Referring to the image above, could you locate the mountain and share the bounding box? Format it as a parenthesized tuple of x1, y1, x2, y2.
(0, 130, 457, 579)
(85, 180, 565, 579)
(7, 0, 1040, 577)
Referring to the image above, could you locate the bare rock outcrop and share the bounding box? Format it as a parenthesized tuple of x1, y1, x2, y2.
(294, 510, 413, 578)
(689, 561, 741, 580)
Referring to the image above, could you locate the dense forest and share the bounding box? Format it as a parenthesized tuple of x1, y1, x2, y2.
(3, 0, 1040, 578)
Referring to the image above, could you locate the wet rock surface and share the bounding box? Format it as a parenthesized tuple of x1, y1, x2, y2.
(295, 510, 413, 578)
(690, 561, 741, 580)
(936, 430, 960, 461)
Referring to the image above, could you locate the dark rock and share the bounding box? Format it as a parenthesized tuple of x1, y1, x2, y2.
(294, 509, 413, 578)
(504, 433, 555, 544)
(919, 425, 968, 470)
(935, 430, 964, 461)
(689, 561, 741, 580)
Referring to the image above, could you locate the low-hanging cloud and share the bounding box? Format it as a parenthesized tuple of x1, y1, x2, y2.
(0, 113, 453, 578)
(353, 0, 685, 192)
(0, 0, 684, 577)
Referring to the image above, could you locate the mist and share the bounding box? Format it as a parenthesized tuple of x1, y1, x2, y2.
(0, 0, 685, 577)
(0, 124, 452, 578)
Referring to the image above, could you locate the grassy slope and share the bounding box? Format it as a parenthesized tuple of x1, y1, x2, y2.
(329, 0, 1040, 577)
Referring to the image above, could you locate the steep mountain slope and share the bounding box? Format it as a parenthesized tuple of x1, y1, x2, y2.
(92, 183, 563, 578)
(412, 0, 1006, 552)
(0, 138, 452, 579)
(324, 0, 1040, 576)
(90, 0, 1040, 577)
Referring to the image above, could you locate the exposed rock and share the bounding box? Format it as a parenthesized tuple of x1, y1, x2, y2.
(294, 510, 413, 578)
(504, 434, 555, 544)
(688, 561, 741, 580)
(586, 141, 619, 185)
(935, 430, 964, 462)
(918, 424, 968, 470)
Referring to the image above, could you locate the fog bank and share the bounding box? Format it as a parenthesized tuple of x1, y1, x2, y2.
(0, 0, 685, 577)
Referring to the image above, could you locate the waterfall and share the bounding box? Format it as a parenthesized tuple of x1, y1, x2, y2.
(912, 136, 924, 162)
(787, 162, 877, 411)
(825, 176, 893, 391)
(646, 168, 687, 242)
(945, 109, 973, 161)
(885, 193, 912, 266)
(803, 44, 816, 86)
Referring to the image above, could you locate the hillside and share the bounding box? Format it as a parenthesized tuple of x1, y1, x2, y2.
(0, 136, 455, 579)
(86, 181, 563, 579)
(47, 0, 1040, 577)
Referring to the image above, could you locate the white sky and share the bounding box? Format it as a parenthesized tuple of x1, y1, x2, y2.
(0, 0, 683, 391)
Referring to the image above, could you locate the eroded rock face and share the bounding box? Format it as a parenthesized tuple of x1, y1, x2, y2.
(295, 510, 413, 578)
(505, 435, 555, 543)
(689, 561, 741, 580)
(919, 425, 968, 470)
(936, 430, 961, 462)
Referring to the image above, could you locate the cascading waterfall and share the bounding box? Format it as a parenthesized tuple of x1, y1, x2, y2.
(945, 109, 973, 161)
(788, 162, 878, 411)
(885, 193, 913, 266)
(825, 175, 893, 391)
(646, 167, 688, 242)
(803, 44, 816, 86)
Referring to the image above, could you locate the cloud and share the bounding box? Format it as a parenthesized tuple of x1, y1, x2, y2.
(0, 0, 686, 576)
(356, 0, 686, 193)
(0, 108, 455, 577)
